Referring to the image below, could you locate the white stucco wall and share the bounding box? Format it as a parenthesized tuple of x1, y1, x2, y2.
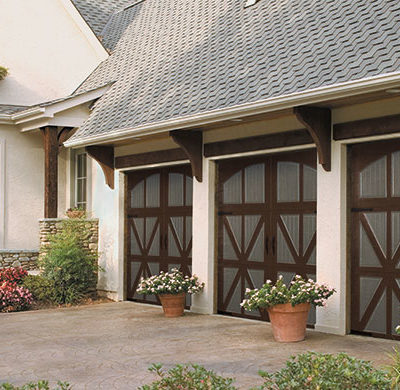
(0, 124, 67, 250)
(91, 161, 124, 299)
(0, 0, 107, 106)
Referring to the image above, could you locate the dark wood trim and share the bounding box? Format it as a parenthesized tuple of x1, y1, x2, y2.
(334, 113, 400, 141)
(204, 129, 313, 158)
(41, 126, 59, 218)
(170, 130, 203, 182)
(294, 106, 332, 172)
(115, 148, 187, 169)
(57, 127, 76, 147)
(86, 146, 115, 189)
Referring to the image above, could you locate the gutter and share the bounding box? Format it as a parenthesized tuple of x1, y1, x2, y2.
(61, 71, 400, 147)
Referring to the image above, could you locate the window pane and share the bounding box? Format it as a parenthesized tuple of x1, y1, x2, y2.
(277, 162, 299, 202)
(360, 156, 387, 198)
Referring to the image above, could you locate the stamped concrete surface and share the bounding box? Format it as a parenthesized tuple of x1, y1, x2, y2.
(0, 302, 397, 389)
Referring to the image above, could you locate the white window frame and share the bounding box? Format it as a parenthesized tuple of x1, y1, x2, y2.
(69, 148, 92, 212)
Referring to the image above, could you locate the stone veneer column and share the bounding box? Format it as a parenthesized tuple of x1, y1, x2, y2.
(315, 141, 347, 335)
(191, 158, 216, 314)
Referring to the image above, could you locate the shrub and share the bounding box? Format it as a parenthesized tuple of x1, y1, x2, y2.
(0, 281, 33, 312)
(0, 66, 8, 81)
(40, 219, 99, 304)
(139, 364, 237, 390)
(254, 352, 391, 390)
(0, 380, 70, 390)
(22, 275, 57, 304)
(0, 267, 28, 287)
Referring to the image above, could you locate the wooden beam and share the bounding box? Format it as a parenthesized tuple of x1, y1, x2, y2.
(57, 127, 76, 147)
(170, 130, 203, 182)
(86, 146, 115, 189)
(115, 148, 187, 169)
(294, 106, 331, 172)
(204, 129, 313, 158)
(334, 113, 400, 141)
(41, 126, 59, 218)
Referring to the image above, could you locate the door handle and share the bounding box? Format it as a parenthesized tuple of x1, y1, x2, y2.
(265, 236, 269, 254)
(272, 236, 276, 255)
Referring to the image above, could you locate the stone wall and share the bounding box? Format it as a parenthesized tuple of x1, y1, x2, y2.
(39, 218, 99, 257)
(0, 250, 39, 270)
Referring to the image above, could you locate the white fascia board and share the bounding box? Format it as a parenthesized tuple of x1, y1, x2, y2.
(0, 115, 13, 125)
(65, 71, 400, 148)
(13, 84, 110, 130)
(60, 0, 108, 60)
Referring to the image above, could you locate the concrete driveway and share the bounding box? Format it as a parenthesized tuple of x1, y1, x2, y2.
(0, 302, 397, 389)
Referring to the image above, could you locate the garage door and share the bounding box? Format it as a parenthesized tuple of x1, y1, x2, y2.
(126, 165, 193, 306)
(217, 150, 317, 322)
(351, 140, 400, 339)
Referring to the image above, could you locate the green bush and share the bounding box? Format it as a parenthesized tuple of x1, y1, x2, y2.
(254, 352, 391, 390)
(139, 363, 237, 390)
(40, 219, 99, 304)
(22, 275, 57, 304)
(0, 66, 8, 81)
(0, 381, 70, 390)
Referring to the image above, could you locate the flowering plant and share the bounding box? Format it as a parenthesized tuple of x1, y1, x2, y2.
(0, 267, 28, 287)
(241, 275, 335, 311)
(0, 281, 34, 312)
(136, 269, 205, 296)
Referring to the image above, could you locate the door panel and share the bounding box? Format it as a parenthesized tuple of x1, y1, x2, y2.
(351, 139, 400, 339)
(217, 150, 317, 322)
(126, 165, 192, 305)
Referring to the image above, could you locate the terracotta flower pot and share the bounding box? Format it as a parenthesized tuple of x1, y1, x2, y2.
(159, 292, 185, 317)
(267, 302, 310, 342)
(66, 210, 86, 219)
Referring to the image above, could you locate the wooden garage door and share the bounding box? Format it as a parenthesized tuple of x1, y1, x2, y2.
(126, 165, 193, 306)
(351, 140, 400, 339)
(217, 150, 317, 322)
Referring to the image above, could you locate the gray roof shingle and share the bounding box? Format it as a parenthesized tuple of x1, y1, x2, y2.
(0, 105, 28, 115)
(70, 0, 400, 143)
(71, 0, 136, 39)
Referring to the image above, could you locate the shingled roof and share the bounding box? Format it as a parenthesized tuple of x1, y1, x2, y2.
(0, 104, 28, 115)
(70, 0, 400, 144)
(71, 0, 136, 39)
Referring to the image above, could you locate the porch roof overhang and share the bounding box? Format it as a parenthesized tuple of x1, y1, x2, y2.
(0, 84, 111, 131)
(64, 72, 400, 149)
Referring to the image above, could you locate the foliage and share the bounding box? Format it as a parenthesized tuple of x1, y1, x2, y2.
(0, 267, 28, 287)
(0, 281, 33, 312)
(387, 347, 400, 389)
(0, 66, 8, 81)
(22, 275, 57, 304)
(253, 352, 391, 390)
(40, 219, 99, 304)
(139, 363, 237, 390)
(136, 269, 205, 296)
(241, 275, 335, 311)
(0, 381, 70, 390)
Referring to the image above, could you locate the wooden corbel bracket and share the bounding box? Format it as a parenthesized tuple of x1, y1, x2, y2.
(57, 127, 76, 147)
(170, 130, 203, 182)
(86, 145, 115, 189)
(294, 106, 332, 172)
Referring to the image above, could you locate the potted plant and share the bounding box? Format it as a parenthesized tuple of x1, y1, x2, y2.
(66, 207, 86, 219)
(136, 268, 205, 317)
(241, 275, 335, 342)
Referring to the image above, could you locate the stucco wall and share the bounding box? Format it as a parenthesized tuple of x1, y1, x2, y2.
(0, 0, 107, 106)
(0, 124, 68, 250)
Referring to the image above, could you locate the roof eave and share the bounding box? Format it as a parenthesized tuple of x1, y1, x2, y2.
(64, 71, 400, 148)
